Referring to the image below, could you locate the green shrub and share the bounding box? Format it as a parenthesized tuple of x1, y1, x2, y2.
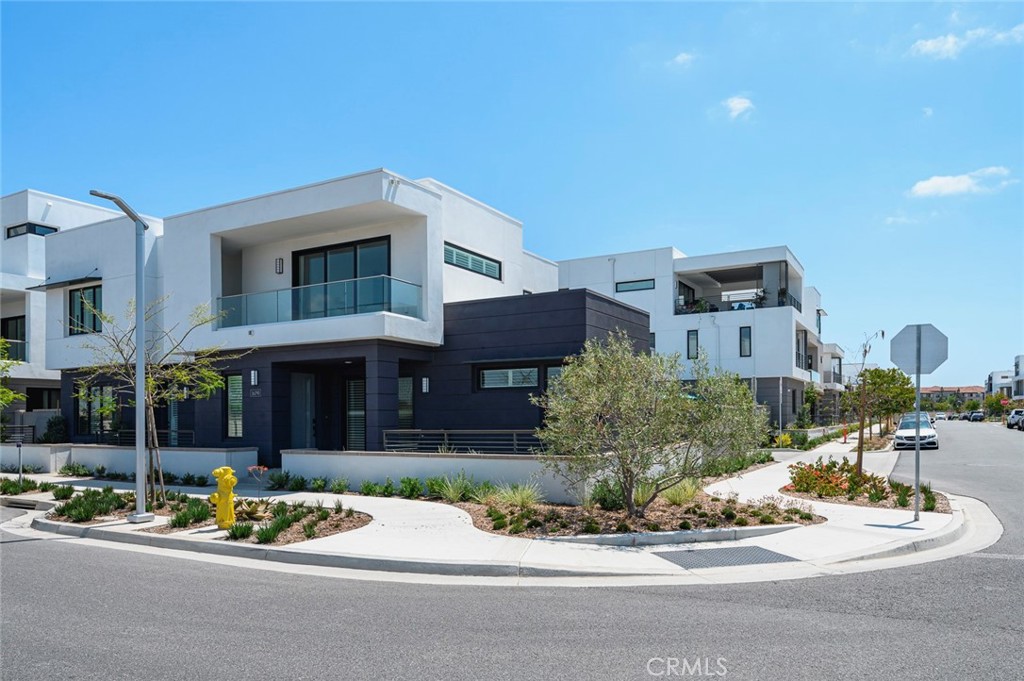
(722, 508, 737, 521)
(226, 522, 254, 540)
(734, 516, 749, 526)
(615, 521, 632, 533)
(662, 478, 701, 506)
(678, 520, 692, 531)
(469, 481, 499, 505)
(633, 481, 657, 508)
(194, 475, 209, 487)
(58, 462, 91, 477)
(169, 511, 191, 528)
(272, 501, 290, 518)
(526, 518, 542, 529)
(508, 520, 526, 534)
(303, 521, 318, 539)
(381, 477, 397, 496)
(759, 514, 776, 524)
(799, 511, 813, 521)
(287, 476, 308, 492)
(186, 498, 212, 524)
(581, 517, 601, 534)
(181, 473, 197, 486)
(162, 471, 179, 484)
(923, 490, 937, 512)
(706, 519, 719, 528)
(330, 478, 349, 494)
(492, 517, 508, 531)
(790, 431, 809, 447)
(590, 478, 625, 511)
(544, 510, 562, 523)
(438, 472, 475, 503)
(37, 481, 55, 492)
(267, 471, 290, 490)
(317, 508, 330, 522)
(424, 476, 445, 498)
(360, 480, 383, 496)
(333, 500, 345, 515)
(309, 477, 327, 493)
(344, 507, 355, 518)
(37, 415, 67, 443)
(496, 482, 543, 512)
(92, 465, 107, 478)
(645, 522, 661, 532)
(255, 525, 281, 544)
(696, 510, 708, 518)
(896, 487, 910, 507)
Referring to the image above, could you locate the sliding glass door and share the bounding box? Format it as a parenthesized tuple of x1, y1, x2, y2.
(293, 237, 389, 319)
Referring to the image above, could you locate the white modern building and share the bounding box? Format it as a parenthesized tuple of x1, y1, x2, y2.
(36, 169, 574, 458)
(559, 245, 844, 428)
(0, 190, 124, 436)
(985, 369, 1013, 399)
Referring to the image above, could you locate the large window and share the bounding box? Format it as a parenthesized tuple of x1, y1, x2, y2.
(479, 367, 539, 389)
(444, 242, 502, 280)
(6, 222, 57, 238)
(398, 376, 414, 429)
(740, 326, 752, 357)
(69, 285, 102, 335)
(225, 374, 243, 438)
(616, 279, 655, 293)
(26, 387, 60, 411)
(77, 386, 114, 436)
(1, 316, 26, 361)
(293, 237, 390, 317)
(687, 330, 699, 360)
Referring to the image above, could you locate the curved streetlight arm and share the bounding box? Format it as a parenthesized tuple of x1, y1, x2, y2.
(90, 189, 148, 229)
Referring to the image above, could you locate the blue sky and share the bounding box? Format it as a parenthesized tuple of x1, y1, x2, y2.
(2, 2, 1021, 386)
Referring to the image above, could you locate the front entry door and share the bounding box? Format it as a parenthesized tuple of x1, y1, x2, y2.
(290, 372, 316, 448)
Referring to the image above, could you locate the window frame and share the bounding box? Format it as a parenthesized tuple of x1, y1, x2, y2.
(478, 366, 539, 390)
(615, 279, 655, 293)
(225, 374, 244, 438)
(69, 285, 102, 336)
(740, 326, 752, 357)
(687, 330, 699, 360)
(444, 242, 502, 280)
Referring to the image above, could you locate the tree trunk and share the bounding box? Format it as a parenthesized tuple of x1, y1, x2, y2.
(855, 379, 867, 477)
(147, 400, 166, 505)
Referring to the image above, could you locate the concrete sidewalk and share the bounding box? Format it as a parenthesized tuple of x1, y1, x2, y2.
(1, 436, 1004, 585)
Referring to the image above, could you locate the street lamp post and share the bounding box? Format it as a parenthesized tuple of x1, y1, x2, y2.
(89, 190, 153, 523)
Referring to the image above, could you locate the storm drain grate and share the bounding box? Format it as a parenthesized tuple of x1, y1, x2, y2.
(656, 546, 798, 570)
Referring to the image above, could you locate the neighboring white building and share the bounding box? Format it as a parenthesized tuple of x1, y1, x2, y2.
(559, 245, 843, 428)
(1013, 355, 1024, 400)
(0, 190, 123, 435)
(986, 369, 1013, 399)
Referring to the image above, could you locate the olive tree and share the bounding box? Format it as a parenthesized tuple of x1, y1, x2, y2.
(531, 330, 768, 518)
(74, 297, 250, 504)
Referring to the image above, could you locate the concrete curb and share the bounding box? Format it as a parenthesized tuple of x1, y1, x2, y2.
(541, 524, 796, 547)
(827, 494, 967, 564)
(1, 497, 55, 511)
(27, 515, 665, 578)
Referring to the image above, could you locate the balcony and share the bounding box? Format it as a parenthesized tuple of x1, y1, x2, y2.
(823, 371, 845, 386)
(675, 292, 767, 315)
(217, 275, 422, 329)
(1, 339, 27, 362)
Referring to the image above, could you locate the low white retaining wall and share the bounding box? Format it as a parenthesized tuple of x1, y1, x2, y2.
(68, 445, 259, 477)
(0, 444, 72, 473)
(280, 450, 578, 505)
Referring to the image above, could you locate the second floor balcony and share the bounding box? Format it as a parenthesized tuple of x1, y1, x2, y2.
(216, 275, 422, 329)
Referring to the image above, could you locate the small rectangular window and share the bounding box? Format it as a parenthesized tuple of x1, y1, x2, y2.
(649, 332, 656, 353)
(6, 223, 58, 238)
(687, 330, 699, 360)
(225, 375, 243, 438)
(740, 326, 752, 357)
(69, 285, 102, 335)
(479, 367, 539, 389)
(546, 366, 563, 383)
(444, 242, 502, 280)
(616, 279, 655, 292)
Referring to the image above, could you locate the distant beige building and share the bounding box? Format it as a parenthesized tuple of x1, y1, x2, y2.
(921, 386, 985, 404)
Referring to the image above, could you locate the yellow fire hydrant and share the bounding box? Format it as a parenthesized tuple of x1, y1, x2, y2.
(209, 466, 237, 530)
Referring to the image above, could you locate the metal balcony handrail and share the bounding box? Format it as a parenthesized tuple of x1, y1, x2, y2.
(1, 338, 27, 362)
(383, 429, 543, 455)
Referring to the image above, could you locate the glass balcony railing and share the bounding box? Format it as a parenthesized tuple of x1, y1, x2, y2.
(1, 339, 27, 362)
(217, 275, 422, 329)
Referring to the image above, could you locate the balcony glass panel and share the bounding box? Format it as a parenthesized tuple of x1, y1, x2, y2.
(217, 275, 421, 328)
(3, 339, 27, 362)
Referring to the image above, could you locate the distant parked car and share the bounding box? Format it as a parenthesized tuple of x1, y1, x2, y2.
(970, 410, 985, 422)
(894, 416, 939, 450)
(1007, 409, 1024, 429)
(960, 413, 972, 421)
(934, 412, 947, 421)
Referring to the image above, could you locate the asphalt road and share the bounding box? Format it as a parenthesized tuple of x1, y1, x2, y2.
(2, 424, 1021, 681)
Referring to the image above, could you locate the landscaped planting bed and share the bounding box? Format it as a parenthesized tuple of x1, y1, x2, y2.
(783, 457, 951, 513)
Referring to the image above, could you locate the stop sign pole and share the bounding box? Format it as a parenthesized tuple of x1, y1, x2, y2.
(890, 324, 948, 521)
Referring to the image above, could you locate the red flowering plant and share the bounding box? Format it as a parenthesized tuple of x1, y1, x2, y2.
(786, 456, 886, 500)
(248, 465, 269, 498)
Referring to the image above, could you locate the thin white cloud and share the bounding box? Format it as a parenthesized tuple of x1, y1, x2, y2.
(723, 96, 754, 120)
(667, 52, 695, 67)
(910, 166, 1013, 197)
(910, 23, 1024, 59)
(922, 107, 933, 117)
(911, 34, 964, 59)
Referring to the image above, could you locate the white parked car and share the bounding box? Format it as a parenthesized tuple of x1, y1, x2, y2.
(934, 412, 947, 421)
(1007, 409, 1024, 429)
(893, 416, 939, 450)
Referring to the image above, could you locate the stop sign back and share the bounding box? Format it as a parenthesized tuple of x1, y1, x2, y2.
(890, 324, 948, 375)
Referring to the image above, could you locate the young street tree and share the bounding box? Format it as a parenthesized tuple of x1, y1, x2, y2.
(531, 330, 768, 518)
(74, 298, 250, 504)
(0, 339, 27, 434)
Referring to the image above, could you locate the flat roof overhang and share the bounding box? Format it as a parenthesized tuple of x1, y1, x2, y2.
(26, 275, 101, 291)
